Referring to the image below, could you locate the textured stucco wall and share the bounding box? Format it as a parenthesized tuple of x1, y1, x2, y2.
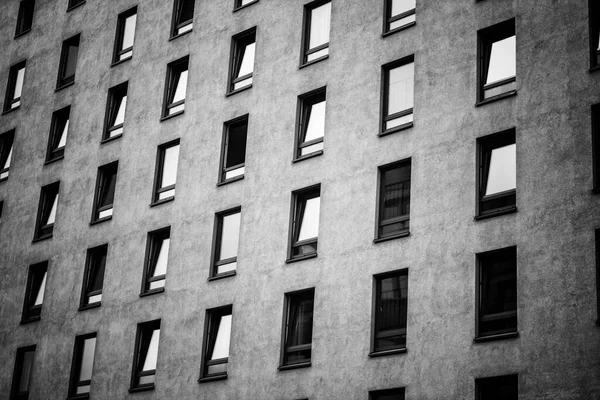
(0, 0, 599, 399)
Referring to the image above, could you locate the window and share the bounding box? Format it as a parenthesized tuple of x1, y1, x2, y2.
(15, 0, 35, 37)
(80, 244, 107, 309)
(0, 200, 3, 222)
(593, 104, 600, 192)
(476, 128, 516, 219)
(287, 185, 320, 262)
(33, 181, 59, 241)
(301, 0, 331, 66)
(152, 140, 180, 204)
(162, 56, 188, 118)
(3, 61, 26, 112)
(475, 374, 518, 400)
(210, 207, 241, 278)
(228, 27, 256, 94)
(369, 388, 406, 400)
(219, 115, 248, 184)
(67, 333, 97, 399)
(596, 229, 600, 325)
(476, 246, 517, 340)
(171, 0, 194, 37)
(0, 129, 15, 181)
(103, 82, 127, 141)
(91, 161, 118, 223)
(295, 87, 326, 160)
(141, 227, 170, 295)
(280, 288, 314, 369)
(381, 56, 414, 135)
(67, 0, 85, 11)
(478, 19, 516, 103)
(112, 7, 137, 65)
(234, 0, 258, 11)
(46, 106, 70, 162)
(590, 1, 600, 69)
(130, 319, 161, 391)
(9, 345, 36, 400)
(199, 305, 233, 382)
(21, 261, 48, 323)
(371, 269, 408, 355)
(383, 0, 415, 34)
(57, 34, 80, 89)
(375, 159, 411, 241)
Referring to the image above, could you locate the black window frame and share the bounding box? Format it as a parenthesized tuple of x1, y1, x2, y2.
(475, 374, 518, 400)
(111, 6, 137, 66)
(294, 87, 326, 162)
(140, 226, 171, 296)
(79, 244, 108, 311)
(15, 0, 35, 38)
(67, 332, 97, 399)
(0, 200, 4, 222)
(102, 82, 128, 143)
(369, 387, 406, 400)
(170, 0, 195, 39)
(20, 261, 48, 324)
(227, 27, 256, 95)
(33, 181, 60, 242)
(210, 206, 241, 280)
(218, 115, 248, 185)
(161, 56, 189, 120)
(592, 104, 600, 192)
(198, 305, 233, 382)
(10, 345, 36, 400)
(279, 288, 315, 370)
(300, 0, 331, 67)
(0, 129, 16, 181)
(380, 55, 414, 136)
(233, 0, 259, 12)
(151, 139, 180, 205)
(3, 60, 26, 113)
(67, 0, 85, 12)
(382, 0, 415, 36)
(287, 184, 321, 263)
(590, 0, 600, 71)
(56, 34, 80, 90)
(91, 161, 118, 224)
(595, 229, 600, 326)
(375, 158, 411, 242)
(45, 105, 70, 163)
(130, 319, 161, 392)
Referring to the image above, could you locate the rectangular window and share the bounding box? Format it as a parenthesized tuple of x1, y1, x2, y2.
(369, 388, 406, 400)
(593, 104, 600, 191)
(384, 0, 415, 34)
(476, 128, 516, 219)
(295, 87, 326, 160)
(91, 161, 118, 223)
(376, 159, 411, 241)
(80, 244, 107, 309)
(596, 229, 600, 325)
(219, 115, 248, 184)
(288, 185, 320, 262)
(10, 345, 36, 400)
(67, 0, 85, 11)
(371, 269, 408, 355)
(0, 129, 15, 181)
(68, 333, 97, 398)
(21, 261, 48, 323)
(234, 0, 258, 10)
(162, 56, 189, 118)
(46, 106, 70, 162)
(171, 0, 194, 37)
(199, 305, 233, 381)
(152, 139, 180, 204)
(476, 246, 517, 340)
(3, 61, 26, 112)
(141, 227, 170, 294)
(33, 181, 60, 241)
(130, 319, 161, 391)
(476, 374, 518, 400)
(112, 7, 137, 64)
(228, 27, 256, 94)
(301, 0, 331, 65)
(211, 207, 241, 278)
(478, 19, 516, 103)
(103, 82, 127, 141)
(57, 34, 80, 89)
(15, 0, 35, 37)
(0, 200, 3, 222)
(590, 1, 600, 69)
(280, 288, 314, 369)
(381, 56, 414, 135)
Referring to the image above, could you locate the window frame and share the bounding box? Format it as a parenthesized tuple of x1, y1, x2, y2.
(227, 27, 256, 95)
(595, 229, 600, 326)
(130, 319, 161, 392)
(15, 0, 35, 38)
(593, 104, 600, 192)
(590, 0, 600, 71)
(56, 34, 81, 90)
(140, 226, 171, 296)
(209, 206, 241, 280)
(233, 0, 259, 12)
(151, 139, 180, 206)
(10, 345, 36, 400)
(111, 6, 137, 66)
(380, 55, 414, 136)
(475, 374, 518, 400)
(198, 305, 233, 382)
(0, 200, 4, 223)
(382, 0, 416, 36)
(79, 244, 108, 311)
(218, 115, 248, 185)
(20, 261, 48, 324)
(102, 82, 128, 143)
(170, 0, 195, 39)
(300, 0, 331, 67)
(161, 56, 189, 120)
(294, 87, 326, 162)
(67, 332, 97, 399)
(369, 387, 406, 400)
(374, 158, 411, 242)
(91, 161, 118, 224)
(279, 288, 315, 370)
(0, 129, 16, 181)
(67, 0, 85, 12)
(45, 105, 70, 163)
(286, 184, 321, 263)
(33, 181, 60, 242)
(3, 60, 26, 114)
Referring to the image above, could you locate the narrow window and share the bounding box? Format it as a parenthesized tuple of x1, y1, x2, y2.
(152, 140, 180, 204)
(288, 185, 320, 262)
(234, 0, 258, 11)
(280, 289, 314, 369)
(228, 28, 256, 94)
(67, 0, 85, 11)
(80, 244, 107, 309)
(3, 61, 26, 112)
(171, 0, 194, 37)
(15, 0, 35, 37)
(91, 161, 118, 223)
(590, 1, 600, 70)
(103, 82, 127, 141)
(10, 345, 36, 400)
(596, 229, 600, 325)
(301, 0, 331, 66)
(476, 374, 518, 400)
(68, 333, 97, 398)
(112, 7, 137, 65)
(0, 200, 3, 222)
(46, 106, 70, 162)
(141, 227, 170, 294)
(199, 305, 233, 381)
(295, 87, 326, 160)
(384, 0, 415, 34)
(57, 34, 80, 89)
(130, 320, 161, 391)
(381, 56, 414, 135)
(476, 246, 517, 340)
(376, 159, 411, 241)
(162, 56, 189, 118)
(211, 207, 241, 278)
(478, 19, 516, 103)
(0, 129, 15, 181)
(476, 128, 516, 219)
(21, 261, 48, 323)
(219, 115, 248, 184)
(593, 104, 600, 192)
(33, 181, 60, 241)
(371, 269, 408, 355)
(369, 388, 406, 400)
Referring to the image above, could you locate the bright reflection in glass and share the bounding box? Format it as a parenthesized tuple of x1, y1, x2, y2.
(309, 3, 331, 50)
(46, 194, 58, 225)
(486, 36, 516, 84)
(237, 43, 255, 78)
(172, 70, 188, 103)
(79, 337, 96, 383)
(485, 144, 516, 196)
(210, 315, 232, 360)
(388, 62, 414, 115)
(33, 272, 47, 306)
(142, 329, 160, 371)
(304, 101, 326, 142)
(298, 197, 320, 241)
(57, 120, 69, 148)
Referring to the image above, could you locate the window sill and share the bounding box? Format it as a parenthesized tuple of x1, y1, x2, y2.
(55, 81, 75, 92)
(169, 29, 193, 42)
(589, 65, 600, 73)
(20, 316, 41, 325)
(66, 1, 85, 12)
(32, 233, 53, 243)
(78, 302, 101, 312)
(381, 21, 416, 38)
(285, 253, 317, 264)
(373, 231, 410, 243)
(67, 394, 90, 400)
(14, 29, 32, 39)
(368, 348, 407, 358)
(128, 384, 154, 393)
(217, 175, 244, 187)
(44, 155, 64, 165)
(160, 110, 184, 122)
(226, 85, 252, 97)
(110, 56, 132, 68)
(299, 55, 328, 70)
(140, 288, 165, 297)
(198, 374, 228, 383)
(474, 206, 517, 221)
(100, 134, 122, 144)
(278, 361, 311, 371)
(474, 331, 519, 343)
(90, 216, 112, 226)
(379, 122, 413, 137)
(292, 150, 323, 163)
(208, 270, 236, 282)
(1, 106, 20, 115)
(150, 197, 174, 208)
(475, 90, 517, 107)
(233, 0, 259, 12)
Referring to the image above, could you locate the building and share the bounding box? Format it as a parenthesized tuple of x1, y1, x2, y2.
(1, 0, 599, 398)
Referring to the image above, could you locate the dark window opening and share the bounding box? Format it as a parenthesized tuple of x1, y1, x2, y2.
(152, 140, 180, 204)
(200, 305, 232, 381)
(384, 0, 415, 34)
(295, 87, 326, 160)
(68, 333, 97, 399)
(171, 0, 194, 37)
(369, 387, 406, 400)
(10, 345, 36, 400)
(376, 159, 411, 240)
(211, 207, 241, 278)
(234, 0, 258, 10)
(162, 57, 188, 118)
(57, 34, 80, 89)
(15, 0, 35, 37)
(21, 261, 48, 323)
(478, 19, 516, 103)
(595, 229, 600, 324)
(220, 115, 247, 183)
(301, 0, 331, 65)
(112, 7, 137, 64)
(130, 320, 161, 391)
(67, 0, 85, 11)
(372, 269, 408, 354)
(288, 185, 320, 261)
(141, 227, 170, 294)
(281, 289, 314, 368)
(476, 374, 518, 400)
(33, 181, 60, 241)
(0, 129, 15, 181)
(91, 161, 118, 223)
(228, 28, 256, 93)
(590, 1, 600, 69)
(592, 104, 600, 191)
(103, 82, 128, 141)
(80, 244, 107, 309)
(4, 61, 26, 112)
(381, 56, 414, 135)
(0, 200, 3, 222)
(46, 106, 70, 162)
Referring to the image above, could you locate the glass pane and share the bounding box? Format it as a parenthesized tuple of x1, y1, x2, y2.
(122, 14, 137, 50)
(482, 258, 517, 315)
(3, 145, 12, 170)
(65, 44, 79, 78)
(19, 350, 35, 392)
(169, 103, 185, 115)
(112, 95, 127, 127)
(219, 212, 241, 261)
(172, 70, 188, 103)
(88, 293, 102, 303)
(297, 196, 320, 241)
(210, 314, 232, 360)
(33, 272, 47, 306)
(207, 363, 227, 375)
(288, 294, 313, 346)
(306, 47, 329, 62)
(304, 100, 326, 143)
(158, 188, 175, 200)
(483, 80, 516, 99)
(389, 13, 415, 30)
(79, 337, 96, 382)
(241, 0, 254, 5)
(149, 279, 165, 290)
(233, 76, 252, 90)
(89, 253, 106, 293)
(76, 385, 90, 395)
(300, 142, 323, 156)
(100, 172, 116, 208)
(382, 165, 410, 220)
(391, 0, 415, 16)
(161, 145, 180, 189)
(142, 329, 160, 371)
(14, 67, 25, 99)
(237, 42, 255, 78)
(57, 119, 69, 148)
(224, 166, 245, 180)
(378, 275, 408, 331)
(308, 3, 331, 49)
(179, 0, 195, 22)
(226, 122, 247, 169)
(373, 393, 404, 400)
(119, 50, 132, 61)
(98, 208, 113, 219)
(388, 62, 414, 115)
(216, 261, 237, 275)
(486, 36, 516, 84)
(139, 374, 155, 385)
(153, 238, 170, 277)
(385, 112, 413, 130)
(485, 144, 516, 196)
(45, 194, 58, 225)
(177, 23, 193, 35)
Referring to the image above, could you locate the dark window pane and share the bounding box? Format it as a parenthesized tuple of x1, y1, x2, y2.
(226, 123, 247, 169)
(477, 375, 518, 400)
(378, 160, 411, 238)
(15, 0, 35, 36)
(229, 29, 255, 93)
(0, 130, 15, 180)
(283, 290, 314, 365)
